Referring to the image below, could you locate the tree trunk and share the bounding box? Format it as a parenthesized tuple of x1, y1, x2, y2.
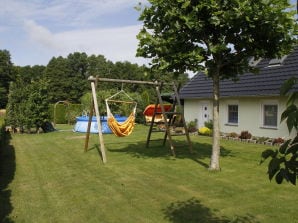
(209, 73, 221, 171)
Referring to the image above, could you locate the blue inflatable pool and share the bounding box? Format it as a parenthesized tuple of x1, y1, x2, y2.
(73, 115, 127, 133)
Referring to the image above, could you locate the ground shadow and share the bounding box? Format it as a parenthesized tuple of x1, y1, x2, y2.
(107, 139, 234, 168)
(163, 198, 259, 223)
(0, 132, 15, 223)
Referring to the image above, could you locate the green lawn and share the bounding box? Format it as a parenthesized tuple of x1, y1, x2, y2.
(0, 124, 297, 223)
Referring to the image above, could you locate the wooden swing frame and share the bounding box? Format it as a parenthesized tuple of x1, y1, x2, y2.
(85, 76, 192, 164)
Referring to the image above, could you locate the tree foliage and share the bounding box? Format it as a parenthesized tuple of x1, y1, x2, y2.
(280, 77, 298, 133)
(43, 53, 174, 104)
(261, 137, 298, 185)
(137, 0, 297, 170)
(1, 47, 190, 130)
(0, 50, 13, 108)
(44, 56, 76, 103)
(137, 0, 296, 74)
(261, 77, 298, 185)
(25, 79, 50, 131)
(15, 65, 46, 83)
(6, 80, 28, 131)
(6, 77, 50, 133)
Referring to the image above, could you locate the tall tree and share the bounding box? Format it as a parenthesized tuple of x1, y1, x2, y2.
(0, 50, 13, 108)
(137, 0, 297, 170)
(66, 52, 89, 102)
(14, 65, 45, 84)
(43, 56, 72, 103)
(45, 53, 94, 103)
(86, 54, 114, 91)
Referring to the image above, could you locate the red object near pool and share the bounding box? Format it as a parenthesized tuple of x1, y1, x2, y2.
(143, 104, 172, 123)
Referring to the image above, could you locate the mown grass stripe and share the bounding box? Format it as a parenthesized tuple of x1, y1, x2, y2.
(0, 124, 296, 223)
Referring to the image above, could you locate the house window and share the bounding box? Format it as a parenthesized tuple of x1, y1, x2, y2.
(268, 55, 287, 67)
(263, 104, 278, 127)
(228, 105, 238, 124)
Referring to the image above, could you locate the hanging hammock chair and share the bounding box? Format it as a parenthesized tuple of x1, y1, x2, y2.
(105, 90, 137, 137)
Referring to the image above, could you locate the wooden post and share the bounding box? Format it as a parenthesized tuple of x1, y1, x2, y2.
(84, 100, 94, 152)
(155, 84, 176, 157)
(91, 79, 107, 163)
(172, 82, 193, 153)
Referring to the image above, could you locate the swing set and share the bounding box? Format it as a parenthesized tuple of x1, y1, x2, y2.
(84, 76, 192, 164)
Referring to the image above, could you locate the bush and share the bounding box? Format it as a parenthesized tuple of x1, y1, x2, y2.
(0, 116, 6, 146)
(204, 119, 213, 129)
(257, 137, 269, 144)
(239, 131, 252, 139)
(187, 119, 198, 133)
(273, 137, 285, 145)
(228, 132, 239, 138)
(50, 103, 83, 124)
(6, 79, 50, 132)
(49, 104, 68, 124)
(68, 104, 84, 124)
(198, 127, 212, 136)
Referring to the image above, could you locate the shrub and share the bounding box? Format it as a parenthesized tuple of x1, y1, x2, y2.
(198, 127, 212, 136)
(239, 131, 252, 139)
(228, 132, 239, 138)
(68, 104, 84, 124)
(257, 137, 269, 144)
(6, 79, 50, 132)
(0, 116, 6, 146)
(204, 119, 213, 129)
(187, 119, 198, 133)
(273, 137, 285, 145)
(50, 103, 83, 124)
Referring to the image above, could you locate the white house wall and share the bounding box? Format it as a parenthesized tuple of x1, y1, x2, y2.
(183, 97, 297, 139)
(183, 99, 212, 128)
(183, 99, 199, 123)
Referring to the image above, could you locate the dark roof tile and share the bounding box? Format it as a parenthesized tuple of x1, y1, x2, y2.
(180, 47, 298, 99)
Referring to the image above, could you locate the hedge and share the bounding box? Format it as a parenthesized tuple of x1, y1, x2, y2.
(0, 116, 6, 146)
(49, 104, 83, 124)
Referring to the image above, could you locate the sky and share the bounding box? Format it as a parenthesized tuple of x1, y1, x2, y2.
(0, 0, 149, 67)
(0, 0, 297, 67)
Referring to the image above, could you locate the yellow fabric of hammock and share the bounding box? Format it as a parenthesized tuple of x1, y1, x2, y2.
(107, 112, 135, 137)
(105, 92, 137, 137)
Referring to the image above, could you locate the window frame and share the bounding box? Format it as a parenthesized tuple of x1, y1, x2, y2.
(261, 102, 278, 129)
(227, 104, 239, 125)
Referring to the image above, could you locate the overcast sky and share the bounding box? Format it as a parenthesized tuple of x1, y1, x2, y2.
(0, 0, 149, 66)
(0, 0, 296, 67)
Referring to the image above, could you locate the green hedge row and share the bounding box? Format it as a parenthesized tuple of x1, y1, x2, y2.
(0, 116, 6, 146)
(49, 104, 83, 124)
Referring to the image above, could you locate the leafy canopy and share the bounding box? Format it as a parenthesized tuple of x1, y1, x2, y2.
(0, 50, 13, 108)
(6, 77, 50, 132)
(137, 0, 297, 78)
(260, 78, 298, 185)
(280, 77, 298, 133)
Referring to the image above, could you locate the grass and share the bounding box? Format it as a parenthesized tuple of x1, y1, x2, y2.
(0, 124, 297, 223)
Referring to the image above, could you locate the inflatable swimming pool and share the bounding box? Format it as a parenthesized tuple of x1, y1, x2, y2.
(73, 115, 127, 133)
